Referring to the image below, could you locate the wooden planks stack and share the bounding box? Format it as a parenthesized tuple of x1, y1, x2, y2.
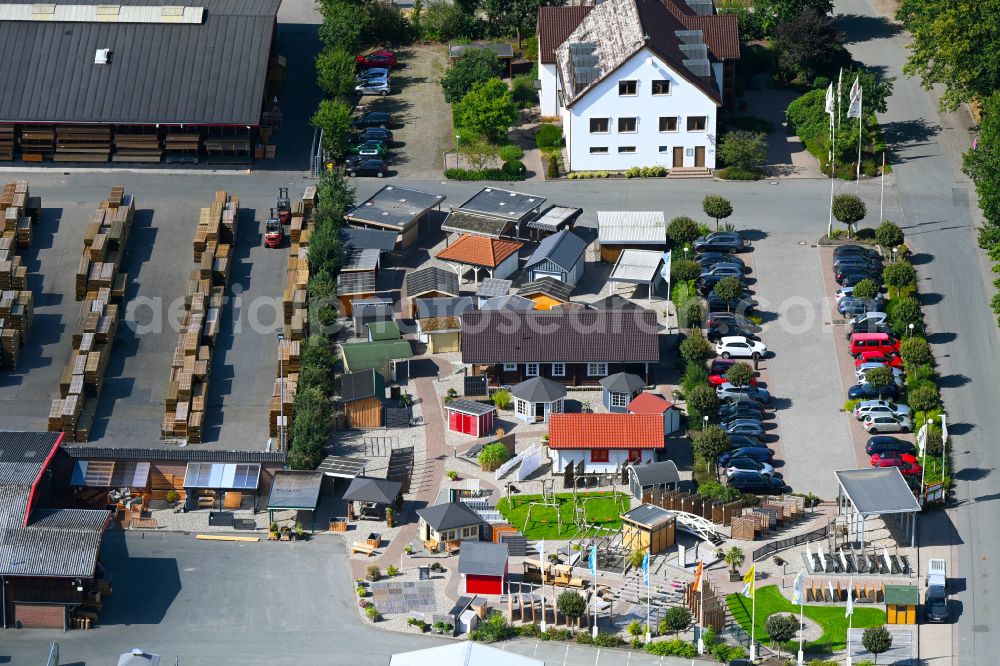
(20, 127, 54, 161)
(76, 187, 134, 300)
(0, 126, 14, 161)
(54, 125, 112, 163)
(164, 132, 200, 164)
(113, 132, 162, 162)
(164, 192, 240, 443)
(0, 181, 40, 370)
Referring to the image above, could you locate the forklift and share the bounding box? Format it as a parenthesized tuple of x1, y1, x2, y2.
(264, 208, 284, 248)
(276, 187, 291, 224)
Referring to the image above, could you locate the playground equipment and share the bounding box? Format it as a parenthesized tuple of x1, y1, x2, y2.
(522, 480, 562, 535)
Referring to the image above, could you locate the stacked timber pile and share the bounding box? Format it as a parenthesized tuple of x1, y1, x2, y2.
(54, 126, 112, 163)
(75, 187, 134, 300)
(0, 126, 14, 161)
(49, 187, 133, 440)
(164, 132, 200, 164)
(113, 132, 162, 162)
(0, 181, 40, 369)
(21, 126, 55, 161)
(163, 191, 239, 443)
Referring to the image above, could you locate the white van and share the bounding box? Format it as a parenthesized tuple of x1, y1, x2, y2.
(926, 558, 947, 588)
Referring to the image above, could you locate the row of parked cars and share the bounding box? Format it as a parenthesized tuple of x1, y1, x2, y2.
(690, 232, 790, 495)
(344, 51, 401, 178)
(832, 245, 923, 477)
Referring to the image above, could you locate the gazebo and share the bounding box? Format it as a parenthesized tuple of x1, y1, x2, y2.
(621, 504, 675, 555)
(835, 468, 921, 549)
(599, 372, 645, 413)
(343, 476, 402, 521)
(511, 376, 566, 423)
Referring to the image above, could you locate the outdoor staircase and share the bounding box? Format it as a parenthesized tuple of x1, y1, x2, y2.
(667, 167, 713, 179)
(612, 571, 686, 624)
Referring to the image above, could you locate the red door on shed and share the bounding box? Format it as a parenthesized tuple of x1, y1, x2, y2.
(465, 574, 503, 595)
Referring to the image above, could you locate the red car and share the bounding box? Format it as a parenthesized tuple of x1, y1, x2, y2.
(708, 372, 758, 387)
(870, 451, 922, 476)
(356, 51, 397, 69)
(854, 351, 904, 368)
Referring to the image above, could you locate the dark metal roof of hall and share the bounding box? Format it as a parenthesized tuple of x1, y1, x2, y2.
(0, 0, 280, 125)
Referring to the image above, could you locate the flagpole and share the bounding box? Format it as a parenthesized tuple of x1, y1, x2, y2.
(828, 84, 837, 238)
(846, 576, 855, 666)
(591, 546, 598, 638)
(837, 68, 843, 129)
(856, 86, 863, 193)
(646, 569, 651, 643)
(798, 592, 804, 666)
(750, 576, 756, 661)
(879, 152, 886, 222)
(539, 541, 546, 631)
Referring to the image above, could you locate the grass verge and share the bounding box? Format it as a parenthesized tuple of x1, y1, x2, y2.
(496, 491, 629, 539)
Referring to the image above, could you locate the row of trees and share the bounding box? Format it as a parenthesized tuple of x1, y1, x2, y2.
(418, 0, 564, 46)
(963, 95, 1000, 327)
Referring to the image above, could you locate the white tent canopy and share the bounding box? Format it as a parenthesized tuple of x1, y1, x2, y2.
(390, 642, 543, 666)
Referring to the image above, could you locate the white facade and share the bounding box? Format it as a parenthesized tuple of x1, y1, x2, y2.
(550, 447, 656, 473)
(539, 62, 560, 117)
(552, 48, 719, 173)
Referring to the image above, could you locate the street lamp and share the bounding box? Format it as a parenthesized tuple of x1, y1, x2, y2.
(908, 323, 915, 338)
(277, 328, 286, 453)
(703, 415, 709, 430)
(684, 245, 690, 260)
(891, 247, 897, 263)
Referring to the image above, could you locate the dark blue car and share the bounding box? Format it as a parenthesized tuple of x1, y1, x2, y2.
(718, 447, 774, 466)
(847, 382, 901, 400)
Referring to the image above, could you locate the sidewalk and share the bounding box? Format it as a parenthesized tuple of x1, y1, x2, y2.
(917, 509, 957, 664)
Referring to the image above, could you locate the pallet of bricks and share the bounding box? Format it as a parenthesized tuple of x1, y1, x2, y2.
(50, 187, 133, 441)
(0, 181, 41, 369)
(163, 192, 239, 444)
(270, 187, 316, 440)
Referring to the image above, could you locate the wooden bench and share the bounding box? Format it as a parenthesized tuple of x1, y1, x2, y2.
(351, 542, 377, 557)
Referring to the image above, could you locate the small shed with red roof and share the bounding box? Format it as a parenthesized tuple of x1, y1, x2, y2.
(546, 413, 665, 473)
(628, 392, 680, 435)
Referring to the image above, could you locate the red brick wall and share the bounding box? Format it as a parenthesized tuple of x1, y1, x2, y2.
(15, 603, 65, 629)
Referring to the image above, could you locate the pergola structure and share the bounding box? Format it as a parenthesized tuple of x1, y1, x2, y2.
(342, 476, 402, 521)
(267, 470, 324, 532)
(607, 249, 665, 302)
(835, 468, 920, 549)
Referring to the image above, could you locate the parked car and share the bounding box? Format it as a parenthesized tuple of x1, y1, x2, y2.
(727, 471, 789, 494)
(720, 403, 766, 420)
(354, 127, 394, 145)
(350, 140, 388, 157)
(708, 370, 759, 387)
(847, 318, 890, 338)
(723, 419, 766, 437)
(706, 313, 755, 331)
(855, 363, 905, 384)
(863, 413, 914, 434)
(853, 400, 912, 421)
(351, 111, 392, 128)
(706, 296, 758, 314)
(717, 383, 772, 404)
(707, 324, 758, 343)
(355, 79, 391, 96)
(835, 286, 857, 302)
(698, 253, 746, 270)
(854, 350, 903, 368)
(700, 263, 745, 279)
(839, 298, 885, 317)
(847, 382, 901, 400)
(699, 274, 742, 296)
(356, 50, 397, 68)
(344, 157, 388, 178)
(725, 458, 775, 477)
(834, 244, 881, 260)
(356, 67, 390, 83)
(716, 336, 767, 360)
(849, 332, 900, 356)
(833, 255, 883, 271)
(837, 269, 884, 287)
(693, 232, 745, 253)
(717, 447, 774, 465)
(721, 411, 764, 426)
(725, 435, 767, 451)
(925, 584, 950, 623)
(870, 451, 922, 475)
(865, 435, 917, 456)
(710, 358, 737, 375)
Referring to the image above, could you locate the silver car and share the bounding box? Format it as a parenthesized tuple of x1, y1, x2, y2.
(863, 413, 913, 434)
(853, 400, 912, 421)
(856, 363, 905, 384)
(851, 311, 888, 327)
(355, 79, 390, 96)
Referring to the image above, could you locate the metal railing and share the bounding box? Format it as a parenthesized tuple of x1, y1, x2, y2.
(751, 520, 833, 562)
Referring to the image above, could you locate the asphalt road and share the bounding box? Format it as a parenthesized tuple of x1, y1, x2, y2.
(836, 0, 997, 663)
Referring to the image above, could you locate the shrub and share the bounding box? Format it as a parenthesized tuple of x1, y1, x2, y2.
(681, 363, 709, 394)
(899, 337, 933, 368)
(386, 565, 400, 576)
(688, 385, 720, 420)
(671, 258, 702, 283)
(715, 644, 749, 662)
(886, 296, 922, 336)
(165, 489, 179, 504)
(679, 300, 704, 329)
(444, 167, 518, 181)
(876, 220, 905, 248)
(469, 612, 516, 642)
(491, 389, 512, 409)
(447, 469, 458, 480)
(517, 623, 542, 638)
(832, 194, 867, 236)
(454, 78, 518, 143)
(717, 131, 767, 172)
(535, 124, 563, 149)
(883, 261, 917, 292)
(407, 617, 428, 632)
(547, 154, 560, 178)
(542, 627, 573, 641)
(679, 331, 713, 365)
(713, 276, 745, 302)
(499, 144, 524, 162)
(591, 633, 626, 647)
(366, 565, 381, 581)
(512, 74, 537, 108)
(646, 639, 698, 657)
(627, 619, 644, 637)
(908, 384, 940, 412)
(422, 0, 484, 41)
(365, 605, 380, 622)
(667, 216, 702, 249)
(852, 278, 880, 301)
(356, 586, 367, 597)
(557, 590, 587, 627)
(479, 442, 510, 471)
(724, 362, 754, 388)
(502, 159, 526, 178)
(925, 422, 944, 456)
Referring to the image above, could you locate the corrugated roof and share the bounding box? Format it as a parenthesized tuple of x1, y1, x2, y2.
(340, 369, 383, 403)
(597, 211, 666, 245)
(457, 540, 508, 576)
(60, 446, 286, 463)
(406, 266, 460, 298)
(345, 185, 445, 231)
(835, 468, 921, 515)
(525, 229, 588, 272)
(267, 471, 323, 510)
(537, 5, 593, 64)
(436, 234, 523, 268)
(511, 376, 567, 403)
(447, 400, 496, 416)
(343, 248, 381, 271)
(415, 296, 474, 319)
(609, 249, 664, 283)
(461, 310, 660, 364)
(417, 501, 484, 531)
(628, 392, 673, 414)
(0, 508, 110, 578)
(337, 270, 377, 296)
(476, 278, 512, 298)
(548, 413, 664, 449)
(517, 276, 573, 302)
(0, 0, 280, 125)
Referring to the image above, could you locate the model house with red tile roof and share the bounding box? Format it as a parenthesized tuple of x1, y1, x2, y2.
(436, 234, 523, 284)
(628, 392, 681, 434)
(536, 0, 739, 173)
(547, 413, 665, 473)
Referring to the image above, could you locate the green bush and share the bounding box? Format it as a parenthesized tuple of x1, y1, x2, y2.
(681, 363, 710, 394)
(671, 258, 702, 283)
(512, 74, 537, 108)
(566, 171, 612, 179)
(624, 165, 668, 178)
(469, 612, 516, 642)
(883, 261, 917, 292)
(645, 639, 698, 657)
(422, 0, 484, 41)
(547, 154, 560, 178)
(627, 619, 644, 637)
(444, 167, 523, 181)
(697, 480, 741, 501)
(852, 278, 880, 301)
(516, 623, 542, 638)
(679, 300, 704, 329)
(899, 337, 933, 368)
(716, 167, 762, 180)
(407, 617, 428, 631)
(886, 296, 923, 336)
(542, 627, 573, 641)
(908, 383, 940, 412)
(499, 144, 524, 162)
(479, 442, 510, 471)
(876, 220, 905, 248)
(502, 159, 526, 178)
(365, 605, 380, 622)
(679, 331, 714, 366)
(535, 124, 563, 149)
(688, 385, 720, 419)
(591, 633, 626, 647)
(714, 643, 748, 662)
(667, 216, 702, 248)
(491, 389, 512, 409)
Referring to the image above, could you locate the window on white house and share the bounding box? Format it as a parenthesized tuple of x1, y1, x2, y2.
(618, 146, 636, 154)
(590, 118, 610, 133)
(516, 398, 530, 416)
(687, 116, 707, 131)
(611, 392, 628, 408)
(659, 116, 678, 132)
(590, 146, 609, 154)
(587, 363, 608, 377)
(462, 526, 478, 538)
(503, 363, 517, 371)
(618, 117, 637, 133)
(591, 449, 610, 463)
(652, 80, 671, 95)
(526, 363, 539, 376)
(659, 146, 669, 153)
(551, 363, 566, 377)
(618, 80, 637, 96)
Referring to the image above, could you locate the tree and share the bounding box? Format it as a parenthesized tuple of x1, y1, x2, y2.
(883, 261, 917, 294)
(491, 389, 512, 409)
(423, 0, 485, 41)
(319, 0, 366, 53)
(365, 1, 413, 46)
(925, 422, 944, 456)
(440, 48, 503, 103)
(703, 195, 733, 231)
(627, 548, 647, 570)
(888, 296, 922, 337)
(764, 614, 798, 659)
(876, 220, 905, 249)
(688, 385, 720, 421)
(556, 591, 587, 632)
(660, 606, 692, 638)
(679, 331, 713, 366)
(679, 300, 704, 330)
(308, 215, 347, 279)
(725, 362, 755, 388)
(694, 426, 731, 475)
(861, 625, 893, 665)
(864, 366, 896, 395)
(896, 0, 1000, 111)
(459, 138, 501, 170)
(774, 8, 846, 82)
(411, 0, 423, 38)
(899, 337, 933, 368)
(713, 276, 745, 303)
(316, 47, 358, 97)
(852, 278, 880, 301)
(670, 259, 702, 283)
(964, 93, 1000, 226)
(316, 169, 356, 222)
(481, 0, 563, 47)
(300, 334, 338, 395)
(454, 78, 518, 143)
(311, 99, 353, 159)
(289, 387, 332, 469)
(908, 384, 940, 413)
(479, 442, 510, 471)
(667, 216, 701, 249)
(723, 546, 745, 574)
(718, 131, 767, 173)
(832, 194, 867, 236)
(749, 0, 833, 38)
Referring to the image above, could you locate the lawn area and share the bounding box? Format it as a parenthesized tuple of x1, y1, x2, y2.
(726, 585, 886, 653)
(496, 491, 629, 540)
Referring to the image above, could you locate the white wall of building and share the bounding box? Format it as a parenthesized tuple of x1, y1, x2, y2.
(563, 48, 719, 172)
(539, 62, 560, 117)
(550, 447, 656, 473)
(493, 252, 520, 281)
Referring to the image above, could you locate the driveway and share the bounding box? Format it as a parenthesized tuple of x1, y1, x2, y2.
(734, 89, 825, 179)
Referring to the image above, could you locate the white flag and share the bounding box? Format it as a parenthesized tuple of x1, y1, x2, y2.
(849, 76, 860, 102)
(792, 569, 805, 605)
(941, 413, 949, 446)
(847, 78, 862, 118)
(845, 576, 854, 617)
(825, 83, 835, 116)
(917, 423, 928, 455)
